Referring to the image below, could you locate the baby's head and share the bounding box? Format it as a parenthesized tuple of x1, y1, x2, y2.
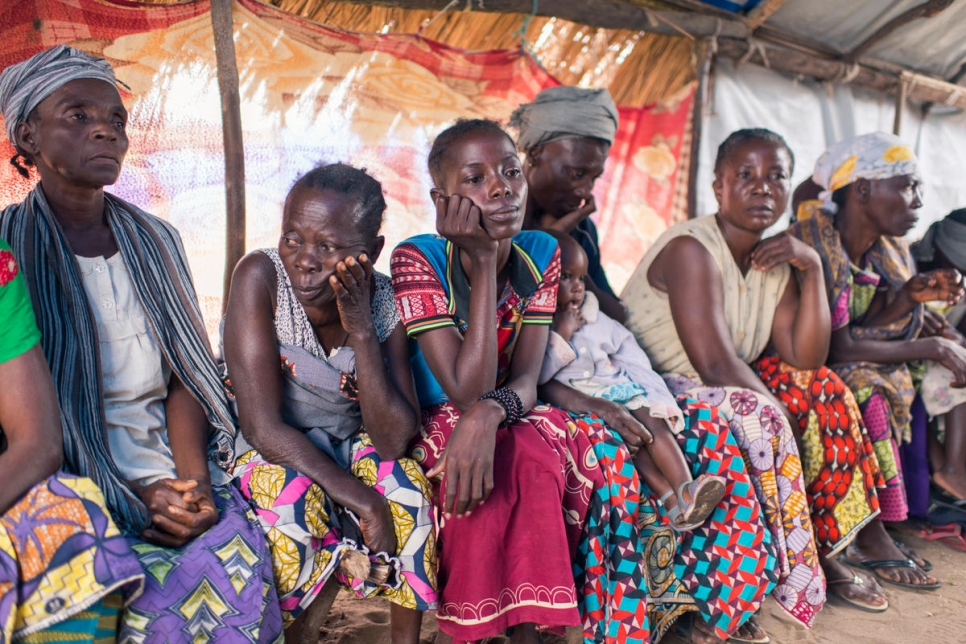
(427, 118, 527, 241)
(546, 230, 589, 311)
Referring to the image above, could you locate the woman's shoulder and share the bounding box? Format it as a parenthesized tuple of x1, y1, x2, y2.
(511, 229, 558, 267)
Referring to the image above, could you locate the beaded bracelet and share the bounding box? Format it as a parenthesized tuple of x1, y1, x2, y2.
(480, 387, 524, 428)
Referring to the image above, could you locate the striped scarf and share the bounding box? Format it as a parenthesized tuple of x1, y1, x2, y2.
(0, 186, 236, 534)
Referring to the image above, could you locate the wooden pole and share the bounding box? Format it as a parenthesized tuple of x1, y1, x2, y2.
(745, 0, 789, 31)
(687, 38, 713, 219)
(894, 77, 909, 136)
(211, 0, 246, 311)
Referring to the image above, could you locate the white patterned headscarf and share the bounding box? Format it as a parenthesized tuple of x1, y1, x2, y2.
(0, 45, 119, 147)
(812, 132, 919, 212)
(509, 86, 619, 152)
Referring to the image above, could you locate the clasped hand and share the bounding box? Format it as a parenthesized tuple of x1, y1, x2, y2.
(903, 269, 965, 306)
(138, 478, 218, 548)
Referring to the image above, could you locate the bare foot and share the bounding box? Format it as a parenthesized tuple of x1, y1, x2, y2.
(849, 521, 938, 588)
(933, 469, 966, 500)
(823, 556, 888, 612)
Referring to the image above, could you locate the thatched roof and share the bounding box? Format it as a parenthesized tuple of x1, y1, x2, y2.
(257, 0, 966, 111)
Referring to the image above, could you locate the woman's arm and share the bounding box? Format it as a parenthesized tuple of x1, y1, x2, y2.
(223, 253, 394, 552)
(413, 195, 501, 409)
(861, 269, 964, 329)
(759, 235, 830, 369)
(0, 345, 63, 514)
(330, 256, 420, 460)
(829, 327, 966, 387)
(538, 379, 652, 453)
(652, 237, 795, 418)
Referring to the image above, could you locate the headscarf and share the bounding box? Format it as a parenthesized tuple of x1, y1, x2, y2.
(913, 208, 966, 270)
(812, 131, 919, 213)
(509, 86, 619, 152)
(0, 44, 119, 147)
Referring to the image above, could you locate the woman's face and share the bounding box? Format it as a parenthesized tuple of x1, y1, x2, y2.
(524, 137, 608, 218)
(279, 186, 381, 310)
(862, 174, 923, 237)
(713, 139, 792, 234)
(16, 78, 128, 189)
(433, 129, 527, 241)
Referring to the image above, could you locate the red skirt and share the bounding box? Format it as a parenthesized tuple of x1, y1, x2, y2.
(411, 402, 602, 641)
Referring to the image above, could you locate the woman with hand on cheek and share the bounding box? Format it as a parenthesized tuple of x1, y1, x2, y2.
(223, 164, 437, 644)
(391, 119, 610, 644)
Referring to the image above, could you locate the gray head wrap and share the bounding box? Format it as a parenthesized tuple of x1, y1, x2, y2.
(0, 45, 119, 147)
(509, 86, 619, 152)
(913, 208, 966, 270)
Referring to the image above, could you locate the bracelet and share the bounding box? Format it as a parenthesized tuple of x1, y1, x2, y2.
(480, 387, 524, 428)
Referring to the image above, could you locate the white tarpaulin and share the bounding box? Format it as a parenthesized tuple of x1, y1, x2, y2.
(696, 60, 966, 239)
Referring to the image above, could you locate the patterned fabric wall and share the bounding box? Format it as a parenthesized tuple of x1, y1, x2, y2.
(0, 0, 693, 340)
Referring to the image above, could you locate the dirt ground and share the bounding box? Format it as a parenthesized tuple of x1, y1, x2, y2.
(314, 528, 966, 644)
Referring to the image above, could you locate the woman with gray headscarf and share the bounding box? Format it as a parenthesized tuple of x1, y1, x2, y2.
(0, 45, 283, 642)
(510, 86, 628, 323)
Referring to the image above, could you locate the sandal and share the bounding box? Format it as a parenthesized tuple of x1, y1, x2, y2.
(839, 556, 940, 591)
(826, 571, 889, 613)
(727, 615, 770, 644)
(918, 522, 966, 553)
(662, 475, 726, 531)
(891, 538, 932, 572)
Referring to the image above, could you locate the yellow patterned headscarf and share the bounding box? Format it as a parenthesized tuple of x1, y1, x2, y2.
(812, 132, 919, 213)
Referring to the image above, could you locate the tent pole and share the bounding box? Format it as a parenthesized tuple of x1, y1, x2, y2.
(687, 38, 713, 219)
(211, 0, 246, 311)
(894, 77, 909, 136)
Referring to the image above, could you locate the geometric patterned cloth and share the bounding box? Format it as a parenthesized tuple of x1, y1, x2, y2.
(234, 433, 438, 627)
(571, 412, 650, 644)
(642, 400, 779, 642)
(664, 378, 825, 629)
(0, 474, 143, 643)
(119, 485, 284, 643)
(755, 356, 884, 556)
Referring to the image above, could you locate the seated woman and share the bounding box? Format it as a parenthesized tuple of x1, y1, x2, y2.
(910, 208, 966, 503)
(222, 164, 437, 642)
(0, 237, 142, 643)
(510, 86, 628, 322)
(791, 132, 957, 590)
(623, 128, 891, 635)
(0, 45, 283, 642)
(391, 118, 609, 643)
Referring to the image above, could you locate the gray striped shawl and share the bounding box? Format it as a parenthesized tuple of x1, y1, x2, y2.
(0, 185, 236, 534)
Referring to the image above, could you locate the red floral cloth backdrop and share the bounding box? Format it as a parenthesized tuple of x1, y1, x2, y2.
(0, 0, 693, 338)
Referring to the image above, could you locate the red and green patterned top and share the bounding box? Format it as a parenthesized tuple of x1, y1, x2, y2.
(0, 238, 40, 364)
(391, 231, 560, 408)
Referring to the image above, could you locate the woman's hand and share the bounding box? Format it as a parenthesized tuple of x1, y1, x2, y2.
(750, 233, 821, 273)
(356, 492, 398, 555)
(540, 196, 596, 234)
(435, 194, 498, 263)
(139, 478, 218, 548)
(553, 305, 586, 342)
(426, 399, 501, 519)
(929, 337, 966, 388)
(588, 399, 653, 455)
(922, 308, 950, 338)
(331, 254, 376, 341)
(902, 269, 964, 306)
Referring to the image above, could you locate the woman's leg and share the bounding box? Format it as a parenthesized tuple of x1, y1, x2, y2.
(933, 402, 966, 499)
(389, 605, 422, 644)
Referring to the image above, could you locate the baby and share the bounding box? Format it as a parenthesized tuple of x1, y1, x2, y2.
(539, 231, 725, 530)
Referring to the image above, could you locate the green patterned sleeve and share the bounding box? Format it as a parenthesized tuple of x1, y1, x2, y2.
(0, 239, 41, 364)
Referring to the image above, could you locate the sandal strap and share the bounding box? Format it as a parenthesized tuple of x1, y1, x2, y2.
(656, 489, 674, 507)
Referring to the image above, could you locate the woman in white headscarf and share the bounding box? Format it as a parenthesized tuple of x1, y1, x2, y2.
(791, 131, 954, 592)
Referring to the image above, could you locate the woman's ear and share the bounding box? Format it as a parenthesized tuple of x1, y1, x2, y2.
(712, 175, 723, 206)
(854, 178, 871, 203)
(14, 120, 38, 159)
